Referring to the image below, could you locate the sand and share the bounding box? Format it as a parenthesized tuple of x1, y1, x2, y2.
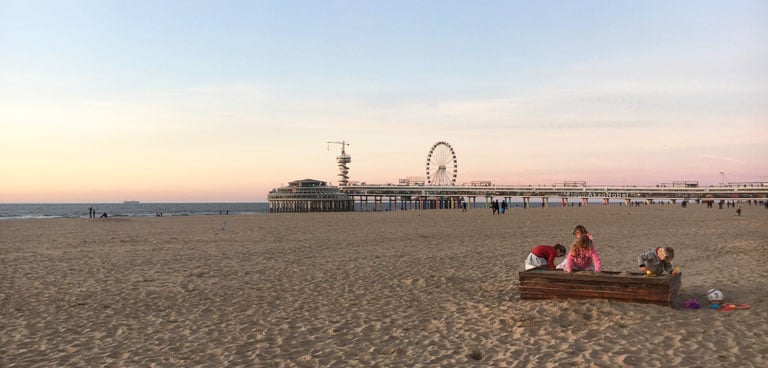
(1, 204, 767, 367)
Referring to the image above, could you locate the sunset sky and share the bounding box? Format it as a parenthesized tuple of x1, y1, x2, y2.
(2, 0, 767, 203)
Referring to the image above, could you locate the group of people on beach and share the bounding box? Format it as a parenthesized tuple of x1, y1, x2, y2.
(524, 225, 680, 276)
(88, 207, 108, 218)
(490, 200, 507, 215)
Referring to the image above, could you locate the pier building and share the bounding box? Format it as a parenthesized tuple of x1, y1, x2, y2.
(267, 179, 354, 213)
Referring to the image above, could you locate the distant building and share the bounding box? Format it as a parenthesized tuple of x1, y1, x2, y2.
(673, 181, 699, 188)
(268, 178, 354, 213)
(399, 176, 425, 186)
(562, 181, 587, 188)
(470, 181, 493, 187)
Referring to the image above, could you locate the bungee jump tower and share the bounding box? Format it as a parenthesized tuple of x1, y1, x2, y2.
(327, 141, 351, 186)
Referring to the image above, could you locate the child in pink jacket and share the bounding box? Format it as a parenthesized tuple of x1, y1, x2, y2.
(563, 225, 602, 273)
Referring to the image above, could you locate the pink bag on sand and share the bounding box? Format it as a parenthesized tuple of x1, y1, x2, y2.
(683, 299, 701, 309)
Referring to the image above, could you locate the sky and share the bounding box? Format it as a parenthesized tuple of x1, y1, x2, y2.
(1, 0, 767, 203)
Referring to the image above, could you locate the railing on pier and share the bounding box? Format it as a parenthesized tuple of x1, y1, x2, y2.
(340, 184, 768, 200)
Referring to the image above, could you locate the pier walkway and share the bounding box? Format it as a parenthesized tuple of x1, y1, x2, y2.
(339, 184, 768, 210)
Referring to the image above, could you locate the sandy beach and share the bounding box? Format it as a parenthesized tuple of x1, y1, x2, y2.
(2, 204, 767, 367)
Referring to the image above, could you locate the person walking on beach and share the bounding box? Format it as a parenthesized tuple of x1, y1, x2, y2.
(557, 225, 602, 273)
(525, 244, 566, 270)
(500, 200, 507, 214)
(88, 206, 94, 218)
(737, 206, 742, 216)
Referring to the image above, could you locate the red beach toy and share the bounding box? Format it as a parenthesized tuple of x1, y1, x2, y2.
(719, 304, 751, 311)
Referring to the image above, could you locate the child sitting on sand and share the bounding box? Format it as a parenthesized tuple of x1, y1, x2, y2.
(524, 244, 567, 270)
(638, 247, 679, 275)
(557, 225, 602, 273)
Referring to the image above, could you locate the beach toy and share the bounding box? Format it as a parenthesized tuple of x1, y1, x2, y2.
(706, 289, 724, 302)
(719, 304, 750, 311)
(710, 303, 720, 309)
(645, 270, 653, 277)
(683, 299, 701, 309)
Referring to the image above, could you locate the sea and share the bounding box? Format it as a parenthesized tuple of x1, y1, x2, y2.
(0, 203, 270, 220)
(0, 200, 621, 220)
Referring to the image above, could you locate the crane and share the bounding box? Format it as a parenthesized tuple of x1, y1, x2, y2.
(327, 141, 351, 186)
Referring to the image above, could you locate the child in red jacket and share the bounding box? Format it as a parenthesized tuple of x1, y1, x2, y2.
(525, 244, 567, 270)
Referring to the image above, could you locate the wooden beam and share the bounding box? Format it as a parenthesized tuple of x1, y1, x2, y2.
(519, 270, 681, 307)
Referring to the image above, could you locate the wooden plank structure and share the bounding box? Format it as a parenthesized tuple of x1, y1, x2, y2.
(519, 270, 681, 307)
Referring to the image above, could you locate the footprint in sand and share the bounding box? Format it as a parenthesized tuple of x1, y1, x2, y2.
(467, 349, 484, 361)
(401, 278, 425, 287)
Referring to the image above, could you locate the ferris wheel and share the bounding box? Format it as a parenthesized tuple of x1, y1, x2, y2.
(426, 141, 458, 185)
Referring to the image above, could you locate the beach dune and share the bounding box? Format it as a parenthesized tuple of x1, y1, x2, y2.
(2, 205, 766, 366)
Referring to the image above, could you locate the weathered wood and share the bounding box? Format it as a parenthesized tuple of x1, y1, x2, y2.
(519, 270, 681, 307)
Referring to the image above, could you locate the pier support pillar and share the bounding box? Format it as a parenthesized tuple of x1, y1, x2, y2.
(670, 199, 677, 205)
(646, 198, 653, 205)
(624, 198, 631, 206)
(562, 198, 568, 207)
(523, 197, 530, 209)
(603, 198, 609, 205)
(542, 197, 549, 208)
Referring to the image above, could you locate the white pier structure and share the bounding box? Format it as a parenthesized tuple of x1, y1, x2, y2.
(268, 179, 354, 213)
(338, 183, 768, 210)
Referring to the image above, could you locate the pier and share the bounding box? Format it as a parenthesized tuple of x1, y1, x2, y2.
(339, 183, 768, 210)
(271, 140, 767, 212)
